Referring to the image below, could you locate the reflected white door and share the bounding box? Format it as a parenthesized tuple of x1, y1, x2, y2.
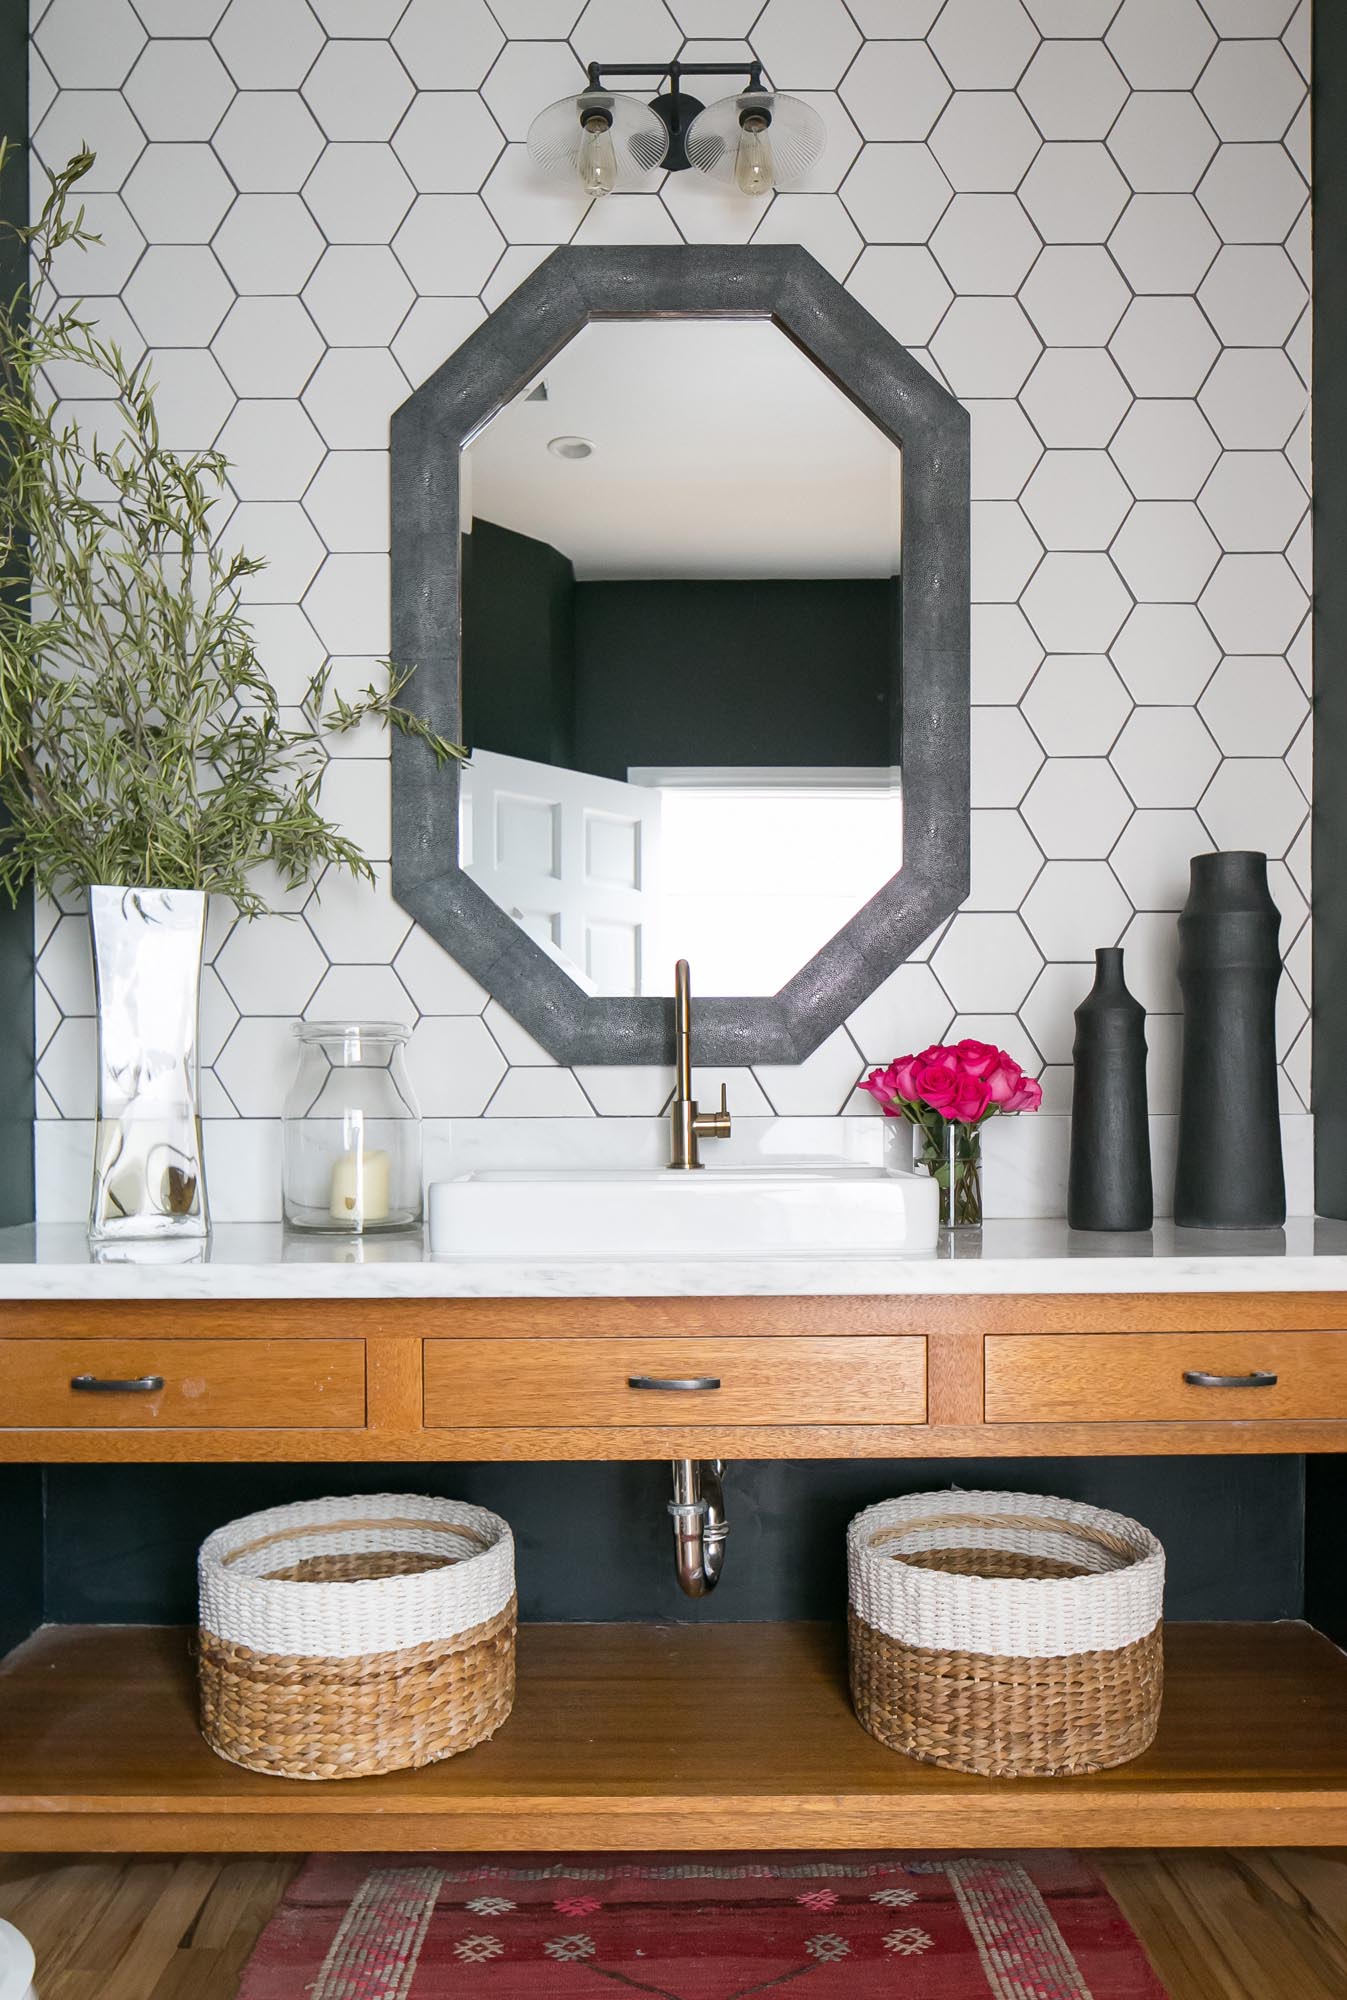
(461, 749, 661, 997)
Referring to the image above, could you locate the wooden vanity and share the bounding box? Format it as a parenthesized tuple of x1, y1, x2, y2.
(3, 1228, 1347, 1853)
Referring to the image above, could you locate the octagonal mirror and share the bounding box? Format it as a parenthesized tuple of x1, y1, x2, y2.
(391, 246, 969, 1066)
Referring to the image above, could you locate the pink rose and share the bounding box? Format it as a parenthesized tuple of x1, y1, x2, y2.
(948, 1071, 992, 1121)
(910, 1057, 962, 1113)
(1001, 1076, 1043, 1113)
(953, 1038, 1000, 1079)
(917, 1044, 959, 1071)
(984, 1056, 1025, 1106)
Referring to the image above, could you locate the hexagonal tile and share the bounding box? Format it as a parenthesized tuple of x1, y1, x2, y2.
(212, 91, 324, 192)
(1022, 552, 1131, 652)
(1106, 0, 1215, 87)
(214, 193, 324, 292)
(1022, 654, 1131, 755)
(1109, 401, 1220, 502)
(1022, 452, 1131, 551)
(216, 909, 325, 1013)
(243, 603, 325, 704)
(667, 0, 761, 25)
(966, 400, 1043, 501)
(214, 296, 323, 398)
(967, 808, 1043, 909)
(971, 705, 1044, 805)
(1112, 706, 1220, 806)
(755, 1026, 869, 1118)
(308, 0, 408, 26)
(406, 1014, 506, 1115)
(1018, 245, 1128, 347)
(480, 143, 589, 245)
(303, 553, 391, 656)
(1021, 861, 1130, 959)
(231, 502, 326, 603)
(39, 1015, 96, 1115)
(1020, 142, 1129, 243)
(931, 297, 1041, 398)
(218, 401, 324, 501)
(571, 0, 678, 62)
(123, 143, 234, 242)
(1199, 656, 1307, 757)
(212, 1015, 301, 1117)
(143, 349, 236, 451)
(304, 245, 414, 345)
(392, 92, 504, 194)
(46, 193, 145, 297)
(124, 245, 233, 344)
(751, 195, 863, 280)
(1109, 296, 1219, 398)
(779, 92, 865, 196)
(1200, 349, 1307, 448)
(133, 0, 230, 26)
(1200, 553, 1308, 654)
(1197, 141, 1307, 243)
(391, 194, 506, 294)
(1203, 0, 1298, 27)
(1018, 39, 1126, 138)
(838, 960, 953, 1064)
(303, 39, 414, 141)
(839, 144, 952, 241)
(37, 912, 94, 1015)
(1110, 808, 1209, 910)
(305, 964, 416, 1025)
(304, 349, 410, 450)
(1198, 245, 1305, 347)
(213, 0, 323, 89)
(1109, 193, 1219, 293)
(392, 296, 486, 389)
(1016, 962, 1089, 1065)
(971, 501, 1043, 602)
(1107, 91, 1218, 193)
(1111, 501, 1220, 603)
(928, 90, 1040, 192)
(477, 42, 582, 148)
(34, 0, 145, 88)
(934, 912, 1043, 1012)
(1198, 451, 1307, 552)
(658, 173, 762, 248)
(1199, 757, 1307, 857)
(126, 40, 235, 142)
(1020, 348, 1131, 448)
(1196, 39, 1305, 141)
(846, 246, 952, 345)
(971, 603, 1044, 703)
(303, 452, 389, 553)
(930, 194, 1040, 294)
(392, 927, 489, 1017)
(1110, 603, 1219, 705)
(43, 297, 145, 401)
(753, 0, 862, 90)
(930, 0, 1039, 89)
(1021, 756, 1133, 858)
(302, 144, 416, 245)
(1023, 0, 1118, 25)
(34, 90, 146, 190)
(839, 40, 951, 139)
(1115, 909, 1180, 1014)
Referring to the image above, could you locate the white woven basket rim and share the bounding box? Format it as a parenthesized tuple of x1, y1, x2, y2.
(199, 1492, 515, 1661)
(848, 1488, 1164, 1661)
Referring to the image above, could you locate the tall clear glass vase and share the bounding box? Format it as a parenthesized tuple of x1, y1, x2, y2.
(915, 1117, 984, 1230)
(88, 886, 210, 1245)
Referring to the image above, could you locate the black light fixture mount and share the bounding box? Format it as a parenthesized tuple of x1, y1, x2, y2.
(586, 58, 765, 173)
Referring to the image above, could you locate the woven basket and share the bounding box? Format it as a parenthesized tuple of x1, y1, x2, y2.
(198, 1493, 516, 1781)
(848, 1489, 1164, 1779)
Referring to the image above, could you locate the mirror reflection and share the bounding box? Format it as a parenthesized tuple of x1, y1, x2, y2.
(459, 319, 903, 999)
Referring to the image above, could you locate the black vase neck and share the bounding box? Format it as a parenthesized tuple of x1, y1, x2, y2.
(1186, 850, 1275, 915)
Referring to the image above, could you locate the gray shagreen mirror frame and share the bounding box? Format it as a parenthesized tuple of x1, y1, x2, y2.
(390, 244, 970, 1068)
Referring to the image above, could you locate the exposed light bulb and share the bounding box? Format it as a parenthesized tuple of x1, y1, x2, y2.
(578, 111, 618, 197)
(734, 111, 774, 197)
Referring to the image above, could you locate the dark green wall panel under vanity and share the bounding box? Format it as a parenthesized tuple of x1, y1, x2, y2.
(0, 1470, 43, 1654)
(42, 1457, 1303, 1628)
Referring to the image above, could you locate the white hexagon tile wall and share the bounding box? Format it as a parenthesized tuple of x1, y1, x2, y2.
(26, 0, 1314, 1221)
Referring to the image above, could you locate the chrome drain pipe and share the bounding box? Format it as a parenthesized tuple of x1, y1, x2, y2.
(669, 1458, 728, 1595)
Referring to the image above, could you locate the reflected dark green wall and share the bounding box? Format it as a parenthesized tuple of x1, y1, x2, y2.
(461, 520, 576, 768)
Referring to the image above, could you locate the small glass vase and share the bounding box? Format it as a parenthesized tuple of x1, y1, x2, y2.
(282, 1021, 423, 1233)
(916, 1118, 984, 1229)
(88, 885, 210, 1246)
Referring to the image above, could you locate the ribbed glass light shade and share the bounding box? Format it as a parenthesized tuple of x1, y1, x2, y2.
(685, 89, 826, 192)
(527, 90, 669, 193)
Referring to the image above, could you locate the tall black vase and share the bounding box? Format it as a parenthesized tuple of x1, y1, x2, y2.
(1068, 947, 1153, 1232)
(1173, 851, 1284, 1229)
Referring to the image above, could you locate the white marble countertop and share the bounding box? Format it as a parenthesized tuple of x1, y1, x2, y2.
(1, 1218, 1346, 1298)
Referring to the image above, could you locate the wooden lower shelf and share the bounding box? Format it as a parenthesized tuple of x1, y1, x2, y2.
(2, 1620, 1346, 1852)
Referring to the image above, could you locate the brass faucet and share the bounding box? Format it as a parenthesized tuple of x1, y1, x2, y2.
(668, 957, 732, 1169)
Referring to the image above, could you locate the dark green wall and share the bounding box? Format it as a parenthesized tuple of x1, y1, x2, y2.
(0, 1470, 42, 1654)
(461, 520, 576, 767)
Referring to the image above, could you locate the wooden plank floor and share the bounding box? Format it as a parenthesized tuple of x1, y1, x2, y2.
(1, 1850, 1346, 2000)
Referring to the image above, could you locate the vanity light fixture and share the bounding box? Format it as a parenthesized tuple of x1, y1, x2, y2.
(526, 60, 825, 201)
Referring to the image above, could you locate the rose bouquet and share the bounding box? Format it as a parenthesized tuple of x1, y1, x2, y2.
(860, 1040, 1043, 1227)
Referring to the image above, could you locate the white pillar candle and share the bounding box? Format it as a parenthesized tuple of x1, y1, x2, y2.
(329, 1147, 391, 1225)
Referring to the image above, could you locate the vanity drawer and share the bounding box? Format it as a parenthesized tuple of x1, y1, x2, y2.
(0, 1338, 366, 1428)
(984, 1332, 1347, 1424)
(424, 1337, 926, 1427)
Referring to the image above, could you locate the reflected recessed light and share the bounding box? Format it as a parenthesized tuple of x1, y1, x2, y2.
(548, 435, 596, 460)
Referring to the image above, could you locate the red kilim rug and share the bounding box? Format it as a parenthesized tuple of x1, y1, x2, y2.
(238, 1850, 1169, 1998)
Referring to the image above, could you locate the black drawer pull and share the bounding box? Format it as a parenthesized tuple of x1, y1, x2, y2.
(627, 1375, 721, 1393)
(1183, 1369, 1278, 1389)
(70, 1373, 165, 1394)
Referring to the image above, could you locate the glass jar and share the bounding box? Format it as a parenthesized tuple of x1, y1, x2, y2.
(282, 1021, 422, 1233)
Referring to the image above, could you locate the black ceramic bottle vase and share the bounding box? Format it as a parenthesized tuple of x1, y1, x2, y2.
(1173, 850, 1285, 1229)
(1067, 947, 1153, 1231)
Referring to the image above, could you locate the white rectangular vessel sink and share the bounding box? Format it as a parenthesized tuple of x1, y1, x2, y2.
(428, 1164, 940, 1260)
